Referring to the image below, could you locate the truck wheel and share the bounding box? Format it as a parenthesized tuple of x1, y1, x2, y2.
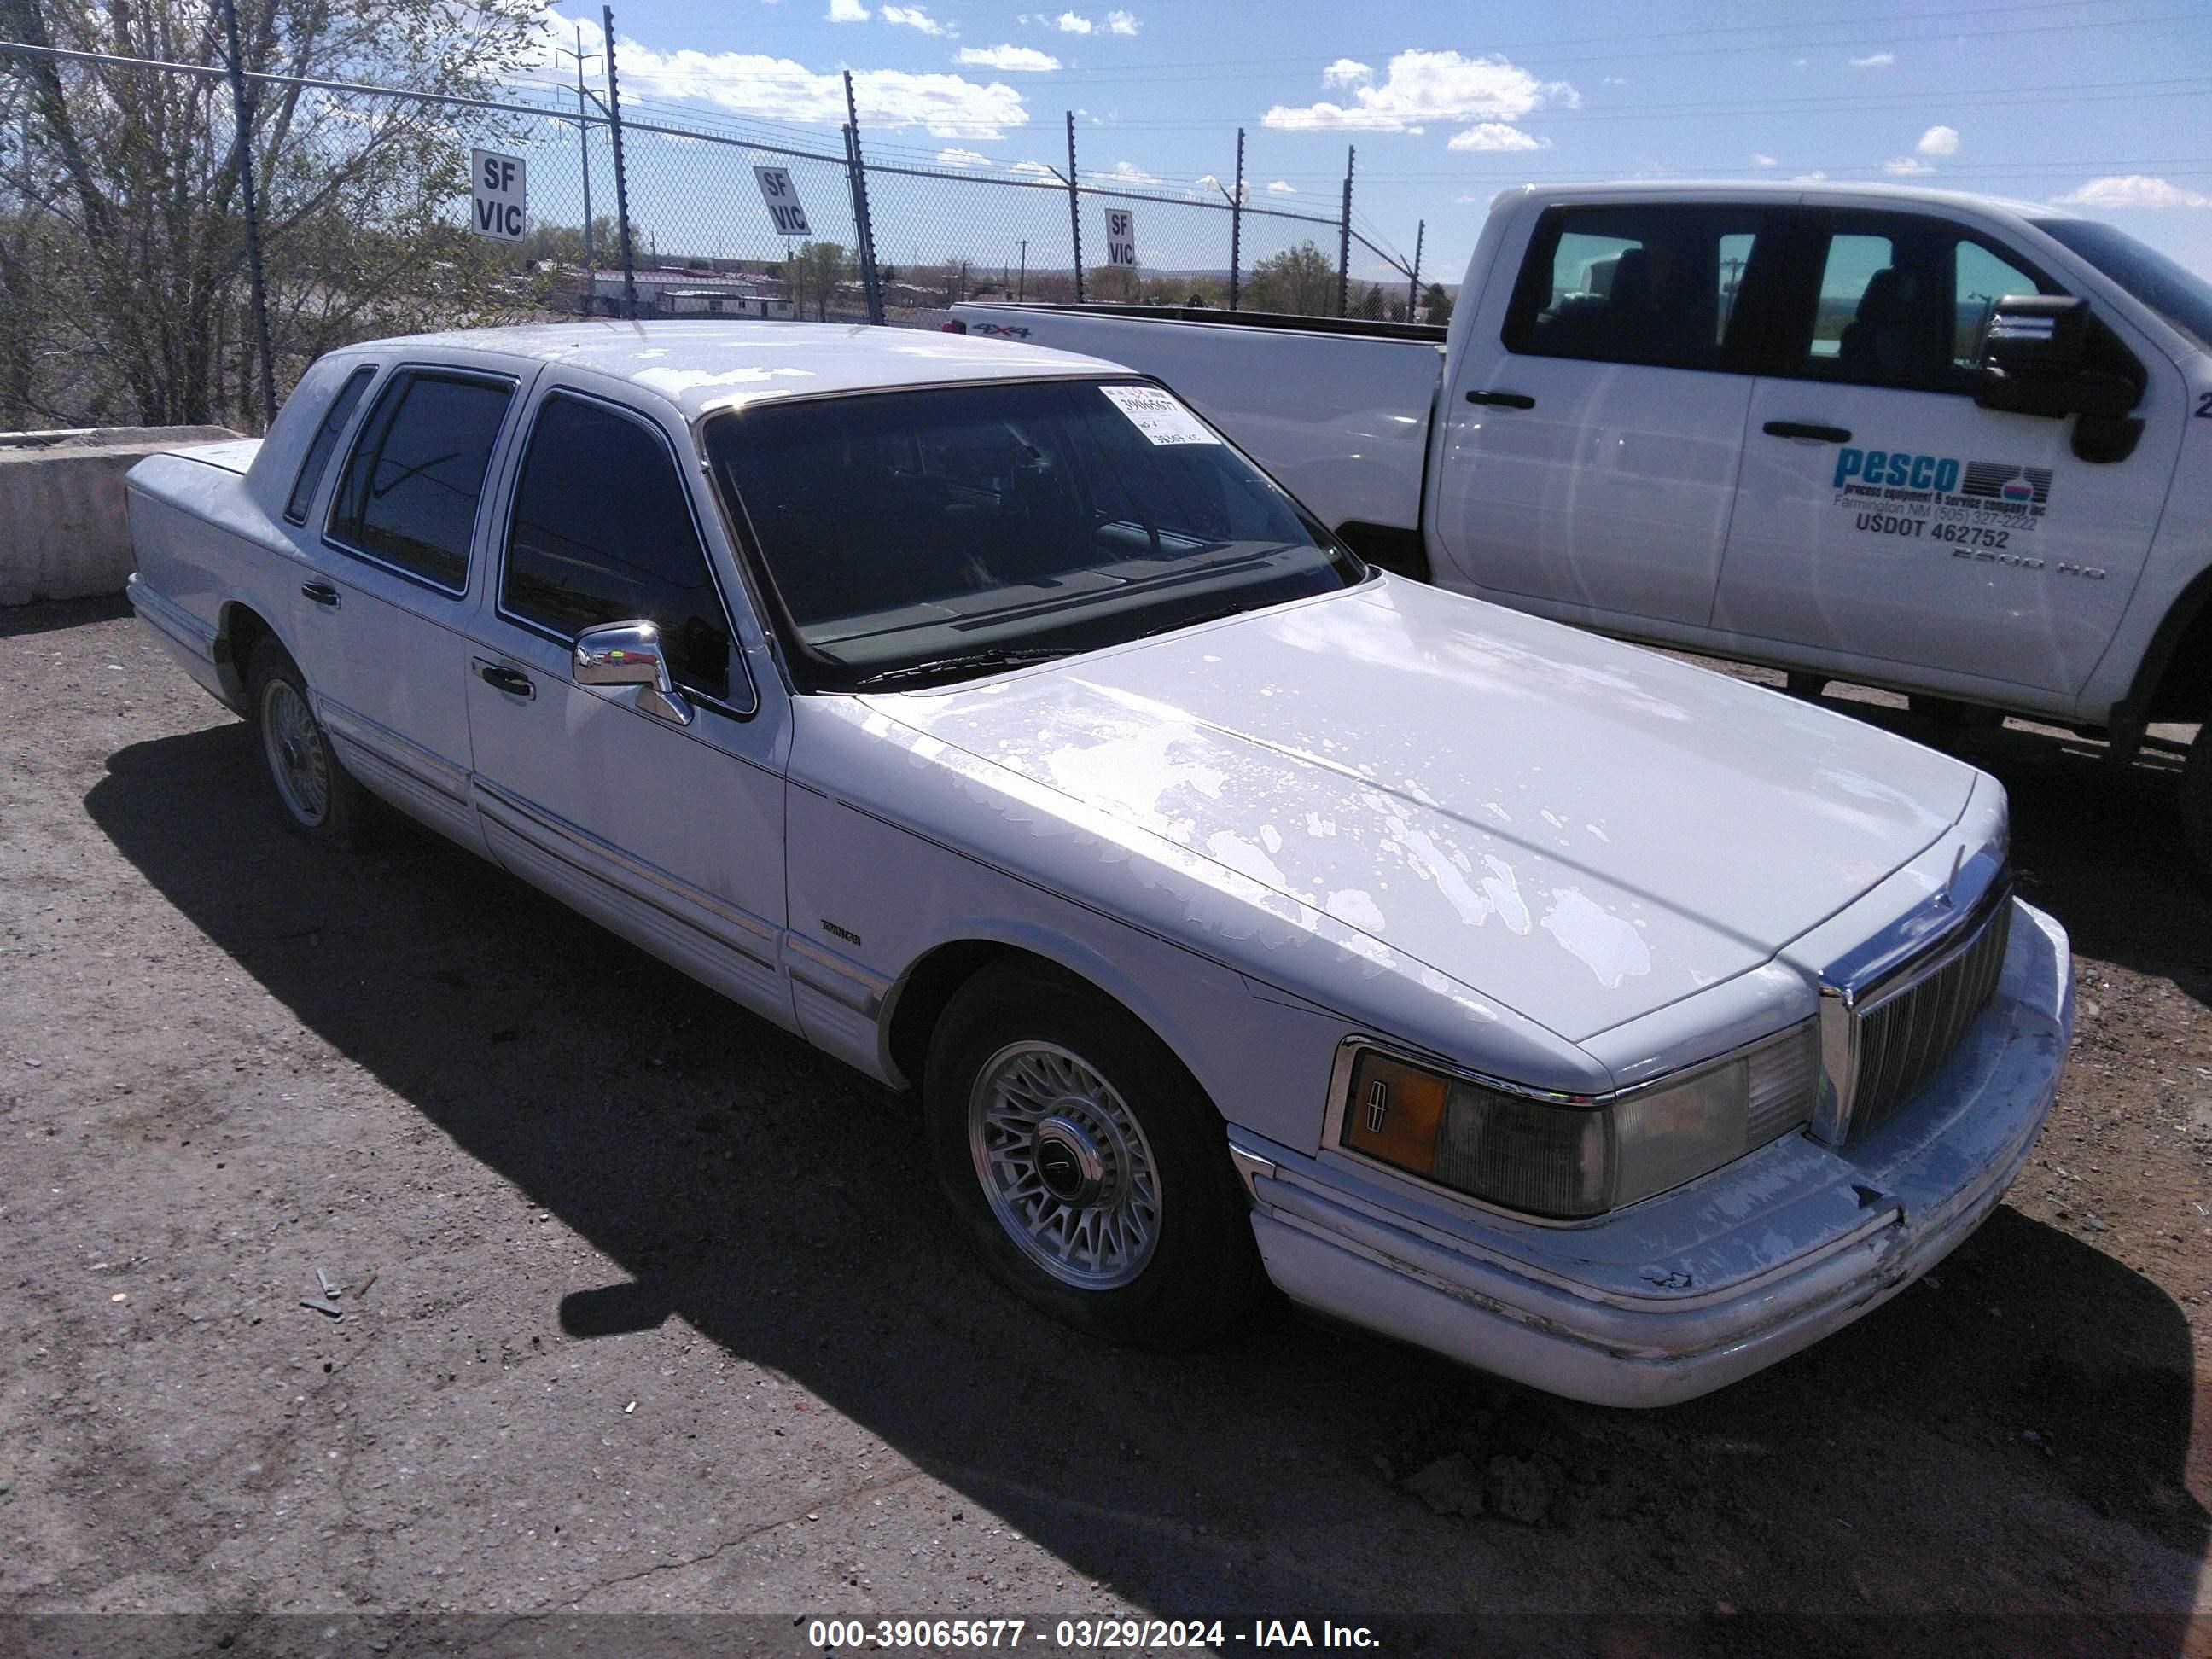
(2183, 724, 2212, 879)
(1784, 673, 1827, 701)
(247, 640, 375, 847)
(923, 958, 1262, 1351)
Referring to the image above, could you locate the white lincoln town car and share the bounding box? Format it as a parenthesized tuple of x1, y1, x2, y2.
(124, 323, 2073, 1406)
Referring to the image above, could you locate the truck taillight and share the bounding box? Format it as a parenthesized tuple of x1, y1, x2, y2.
(940, 319, 968, 335)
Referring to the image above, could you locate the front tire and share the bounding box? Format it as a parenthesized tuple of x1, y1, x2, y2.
(923, 959, 1262, 1350)
(247, 641, 374, 847)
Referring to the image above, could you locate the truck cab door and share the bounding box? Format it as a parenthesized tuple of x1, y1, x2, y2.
(1712, 209, 2182, 700)
(459, 384, 795, 1036)
(1431, 201, 1782, 632)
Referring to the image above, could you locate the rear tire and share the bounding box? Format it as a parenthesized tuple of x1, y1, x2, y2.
(247, 640, 375, 847)
(1910, 694, 2004, 731)
(1784, 672, 1827, 701)
(923, 958, 1262, 1351)
(2183, 723, 2212, 879)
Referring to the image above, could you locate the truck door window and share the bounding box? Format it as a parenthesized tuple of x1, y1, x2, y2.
(1785, 216, 2063, 393)
(501, 393, 734, 703)
(1503, 206, 1769, 372)
(326, 370, 514, 593)
(1953, 242, 2040, 369)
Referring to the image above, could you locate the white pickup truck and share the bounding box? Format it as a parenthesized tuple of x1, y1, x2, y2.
(125, 322, 2071, 1406)
(952, 181, 2212, 869)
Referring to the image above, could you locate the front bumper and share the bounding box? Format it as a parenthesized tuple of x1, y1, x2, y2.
(1238, 898, 2072, 1408)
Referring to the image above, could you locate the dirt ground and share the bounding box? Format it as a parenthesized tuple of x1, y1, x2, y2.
(1, 595, 2207, 1656)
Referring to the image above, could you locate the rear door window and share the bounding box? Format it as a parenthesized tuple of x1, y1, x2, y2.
(502, 393, 736, 703)
(327, 370, 515, 592)
(1503, 204, 1776, 372)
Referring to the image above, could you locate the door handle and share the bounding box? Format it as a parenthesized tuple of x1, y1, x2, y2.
(1762, 421, 1853, 444)
(474, 658, 534, 699)
(1465, 390, 1537, 410)
(300, 581, 341, 608)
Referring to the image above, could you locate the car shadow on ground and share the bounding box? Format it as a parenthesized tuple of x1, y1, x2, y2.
(84, 722, 2208, 1646)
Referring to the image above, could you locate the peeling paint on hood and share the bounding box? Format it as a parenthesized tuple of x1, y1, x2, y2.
(872, 577, 1977, 1043)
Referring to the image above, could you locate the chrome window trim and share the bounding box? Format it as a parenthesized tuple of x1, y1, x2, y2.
(322, 364, 521, 599)
(496, 385, 760, 720)
(1317, 1020, 1821, 1231)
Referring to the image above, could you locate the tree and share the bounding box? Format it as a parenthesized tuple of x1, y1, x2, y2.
(1422, 282, 1454, 328)
(784, 240, 848, 320)
(0, 0, 543, 430)
(1243, 242, 1336, 317)
(1355, 282, 1385, 320)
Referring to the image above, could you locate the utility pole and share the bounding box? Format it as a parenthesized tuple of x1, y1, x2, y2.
(1065, 111, 1084, 305)
(1228, 127, 1244, 311)
(218, 0, 276, 426)
(556, 23, 601, 306)
(1336, 144, 1354, 319)
(1407, 218, 1423, 321)
(1016, 237, 1027, 301)
(842, 70, 884, 324)
(602, 5, 638, 319)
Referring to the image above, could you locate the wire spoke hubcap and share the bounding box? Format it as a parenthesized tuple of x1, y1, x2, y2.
(969, 1040, 1161, 1290)
(260, 679, 329, 826)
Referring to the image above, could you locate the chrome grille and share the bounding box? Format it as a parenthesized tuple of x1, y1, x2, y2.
(1845, 894, 2012, 1141)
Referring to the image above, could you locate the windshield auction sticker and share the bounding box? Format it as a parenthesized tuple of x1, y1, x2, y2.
(1099, 384, 1221, 445)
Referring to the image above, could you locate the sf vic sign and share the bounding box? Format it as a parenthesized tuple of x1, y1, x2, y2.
(471, 148, 527, 242)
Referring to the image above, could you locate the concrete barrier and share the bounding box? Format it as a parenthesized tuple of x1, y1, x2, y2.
(0, 425, 243, 605)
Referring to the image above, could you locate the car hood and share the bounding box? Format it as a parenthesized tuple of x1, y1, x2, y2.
(870, 577, 1978, 1044)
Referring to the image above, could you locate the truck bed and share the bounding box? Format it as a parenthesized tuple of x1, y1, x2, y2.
(950, 302, 1446, 563)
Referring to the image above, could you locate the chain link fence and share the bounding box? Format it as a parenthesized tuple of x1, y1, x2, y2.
(0, 31, 1430, 432)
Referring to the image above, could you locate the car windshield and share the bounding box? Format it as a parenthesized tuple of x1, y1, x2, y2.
(705, 378, 1364, 691)
(2032, 218, 2212, 354)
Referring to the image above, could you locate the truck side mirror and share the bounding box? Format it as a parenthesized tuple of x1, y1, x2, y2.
(574, 620, 693, 725)
(1974, 294, 2138, 421)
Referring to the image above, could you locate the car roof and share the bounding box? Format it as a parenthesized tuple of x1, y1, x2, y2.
(350, 320, 1127, 422)
(1499, 179, 2071, 221)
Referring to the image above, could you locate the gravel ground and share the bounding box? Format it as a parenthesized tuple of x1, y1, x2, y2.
(1, 596, 2207, 1656)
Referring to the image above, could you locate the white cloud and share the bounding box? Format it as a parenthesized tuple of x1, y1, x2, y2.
(1009, 159, 1057, 176)
(1322, 58, 1372, 88)
(1791, 56, 1809, 67)
(1105, 9, 1139, 33)
(1790, 170, 1829, 183)
(1266, 179, 1295, 194)
(1917, 125, 1959, 157)
(826, 0, 868, 20)
(1053, 10, 1093, 32)
(1752, 153, 1777, 166)
(1849, 51, 1895, 68)
(936, 147, 992, 167)
(1100, 159, 1158, 183)
(957, 44, 1060, 70)
(1262, 49, 1576, 139)
(1447, 123, 1545, 152)
(535, 11, 1027, 138)
(1602, 75, 1627, 85)
(1883, 155, 1936, 176)
(2055, 174, 2212, 208)
(880, 4, 946, 33)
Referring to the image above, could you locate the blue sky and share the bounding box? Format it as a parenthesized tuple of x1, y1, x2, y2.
(521, 0, 2212, 282)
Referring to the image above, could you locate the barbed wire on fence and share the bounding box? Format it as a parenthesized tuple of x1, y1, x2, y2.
(0, 20, 1435, 433)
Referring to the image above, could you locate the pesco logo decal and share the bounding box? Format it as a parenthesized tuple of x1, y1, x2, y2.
(1830, 444, 2053, 541)
(1833, 448, 1959, 493)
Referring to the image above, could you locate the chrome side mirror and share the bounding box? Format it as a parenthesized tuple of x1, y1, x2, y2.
(574, 620, 691, 725)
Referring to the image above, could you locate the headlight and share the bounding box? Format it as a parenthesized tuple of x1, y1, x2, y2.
(1339, 1024, 1819, 1220)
